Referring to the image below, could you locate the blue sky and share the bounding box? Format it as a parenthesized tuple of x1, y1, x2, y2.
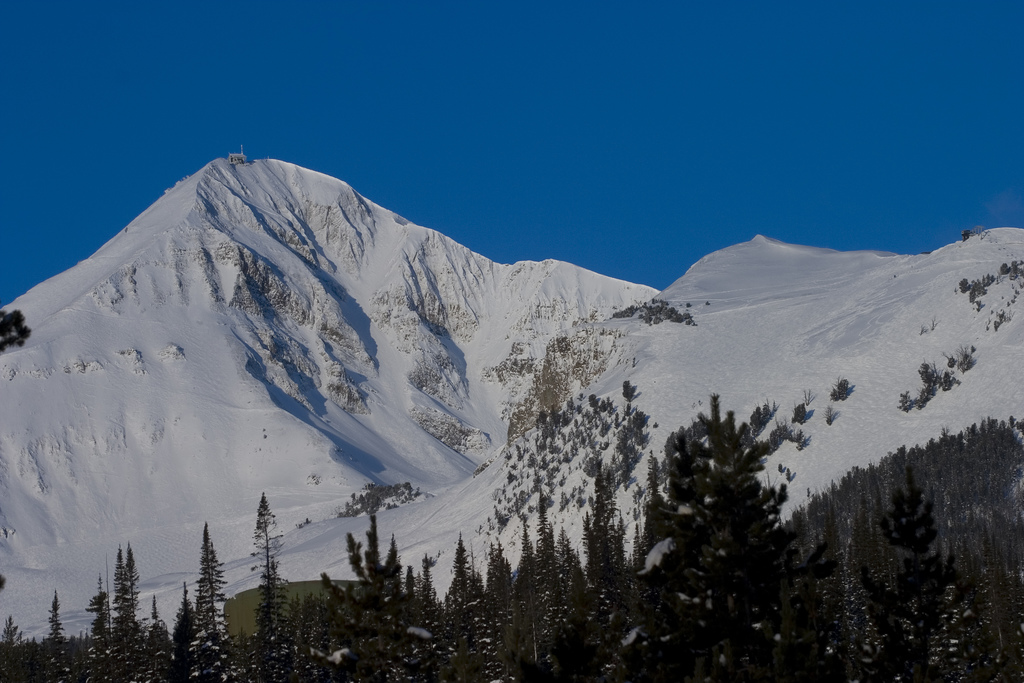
(2, 2, 1023, 304)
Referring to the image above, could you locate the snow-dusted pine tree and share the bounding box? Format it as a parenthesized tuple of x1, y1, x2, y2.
(193, 522, 232, 682)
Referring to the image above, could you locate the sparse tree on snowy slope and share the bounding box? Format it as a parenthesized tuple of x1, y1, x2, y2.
(0, 303, 30, 353)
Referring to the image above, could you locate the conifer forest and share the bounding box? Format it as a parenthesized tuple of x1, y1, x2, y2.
(2, 391, 1024, 682)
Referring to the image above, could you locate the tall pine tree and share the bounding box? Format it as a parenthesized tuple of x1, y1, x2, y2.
(251, 492, 290, 681)
(633, 395, 836, 681)
(142, 595, 171, 683)
(859, 467, 996, 681)
(44, 590, 68, 683)
(111, 543, 144, 681)
(193, 522, 231, 682)
(168, 583, 194, 683)
(85, 574, 113, 681)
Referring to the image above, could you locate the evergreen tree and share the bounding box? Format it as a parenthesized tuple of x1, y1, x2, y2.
(513, 518, 543, 667)
(85, 574, 113, 681)
(0, 615, 26, 683)
(580, 465, 629, 677)
(44, 590, 69, 683)
(142, 595, 171, 683)
(194, 522, 231, 682)
(168, 583, 195, 683)
(413, 554, 441, 674)
(859, 467, 996, 681)
(46, 590, 65, 647)
(534, 494, 560, 650)
(312, 514, 433, 681)
(287, 592, 334, 683)
(0, 303, 30, 353)
(251, 492, 290, 681)
(582, 465, 627, 625)
(522, 562, 603, 683)
(481, 541, 513, 682)
(633, 396, 835, 681)
(442, 636, 482, 682)
(446, 533, 480, 652)
(111, 543, 144, 681)
(415, 554, 441, 634)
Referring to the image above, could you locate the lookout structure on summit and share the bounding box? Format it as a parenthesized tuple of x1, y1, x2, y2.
(228, 146, 247, 165)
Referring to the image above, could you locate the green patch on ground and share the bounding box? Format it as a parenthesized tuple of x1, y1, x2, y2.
(223, 579, 354, 637)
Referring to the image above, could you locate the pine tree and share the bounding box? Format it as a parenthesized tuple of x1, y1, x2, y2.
(413, 554, 441, 674)
(580, 465, 629, 677)
(142, 595, 171, 683)
(44, 590, 69, 682)
(687, 400, 797, 678)
(46, 590, 65, 647)
(251, 492, 290, 681)
(582, 465, 627, 625)
(522, 561, 603, 683)
(859, 467, 996, 681)
(442, 636, 483, 682)
(415, 554, 441, 634)
(312, 514, 433, 681)
(535, 493, 560, 651)
(286, 592, 334, 683)
(111, 543, 143, 681)
(446, 533, 480, 651)
(193, 522, 231, 682)
(481, 541, 513, 682)
(85, 574, 113, 682)
(634, 396, 835, 681)
(0, 615, 25, 683)
(168, 583, 195, 683)
(0, 303, 30, 353)
(513, 518, 542, 667)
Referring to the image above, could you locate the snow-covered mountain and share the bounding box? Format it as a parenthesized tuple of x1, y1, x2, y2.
(2, 158, 1022, 638)
(0, 159, 653, 635)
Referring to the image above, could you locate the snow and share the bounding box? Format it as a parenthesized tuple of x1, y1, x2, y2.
(1, 157, 1022, 640)
(327, 647, 356, 664)
(639, 537, 676, 576)
(407, 626, 433, 640)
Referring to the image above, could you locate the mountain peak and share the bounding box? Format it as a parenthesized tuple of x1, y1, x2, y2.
(0, 158, 655, 636)
(660, 235, 898, 309)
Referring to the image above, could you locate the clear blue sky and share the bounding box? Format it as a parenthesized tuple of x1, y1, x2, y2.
(2, 2, 1023, 304)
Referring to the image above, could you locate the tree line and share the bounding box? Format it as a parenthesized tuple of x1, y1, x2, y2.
(3, 395, 1024, 681)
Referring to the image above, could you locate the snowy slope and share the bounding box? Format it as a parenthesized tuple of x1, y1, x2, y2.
(407, 231, 1024, 601)
(2, 159, 1022, 639)
(0, 159, 653, 636)
(639, 231, 1024, 504)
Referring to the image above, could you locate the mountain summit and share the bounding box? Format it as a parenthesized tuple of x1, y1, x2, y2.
(3, 159, 1023, 638)
(0, 158, 653, 634)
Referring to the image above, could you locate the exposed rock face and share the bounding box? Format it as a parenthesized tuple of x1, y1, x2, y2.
(503, 327, 625, 441)
(410, 407, 491, 456)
